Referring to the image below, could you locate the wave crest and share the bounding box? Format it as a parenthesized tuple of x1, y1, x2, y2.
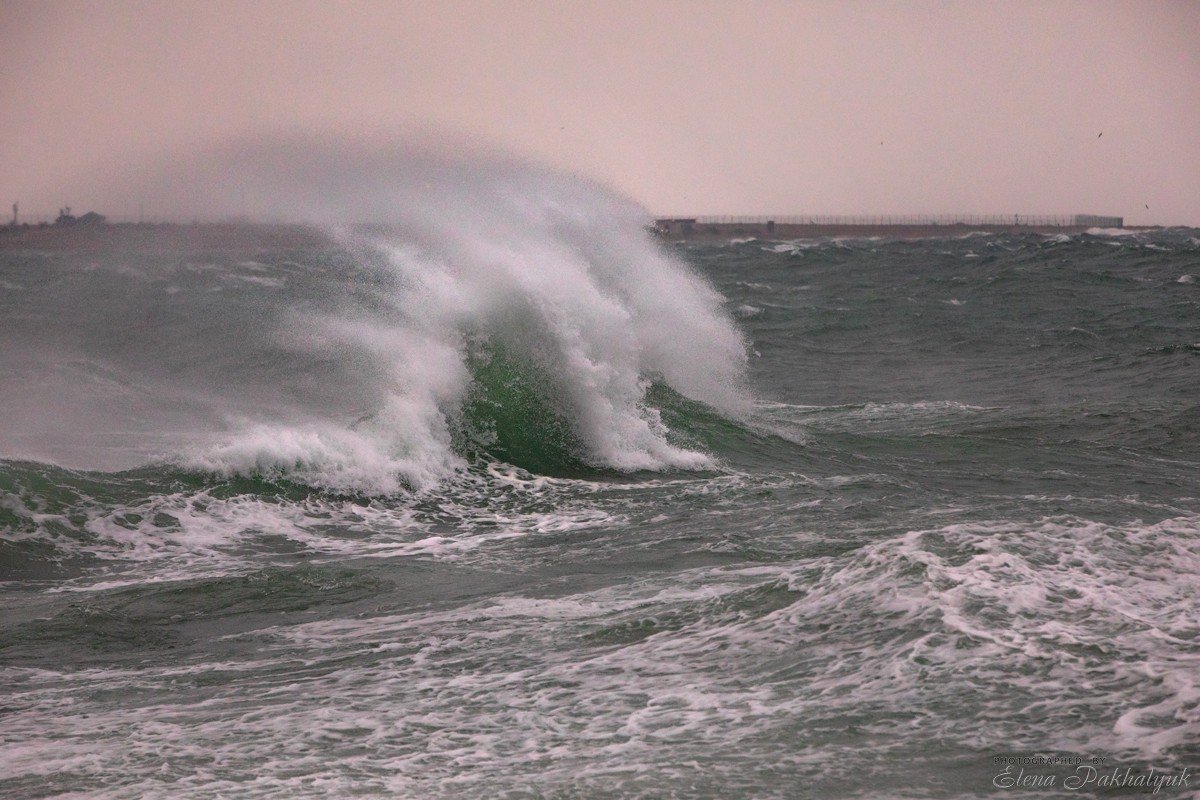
(170, 143, 750, 490)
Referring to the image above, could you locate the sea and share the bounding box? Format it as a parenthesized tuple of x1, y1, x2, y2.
(1, 197, 1198, 798)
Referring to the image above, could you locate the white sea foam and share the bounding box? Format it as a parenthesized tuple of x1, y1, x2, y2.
(227, 273, 285, 288)
(1086, 227, 1139, 237)
(184, 422, 450, 495)
(0, 450, 647, 591)
(9, 511, 1197, 795)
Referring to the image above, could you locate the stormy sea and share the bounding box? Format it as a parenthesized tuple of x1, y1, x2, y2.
(1, 178, 1198, 797)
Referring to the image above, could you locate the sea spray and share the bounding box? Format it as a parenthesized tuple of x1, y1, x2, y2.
(7, 137, 750, 490)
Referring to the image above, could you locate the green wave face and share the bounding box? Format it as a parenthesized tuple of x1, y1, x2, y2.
(456, 340, 594, 477)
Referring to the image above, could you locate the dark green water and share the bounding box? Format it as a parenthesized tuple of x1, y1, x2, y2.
(2, 227, 1198, 798)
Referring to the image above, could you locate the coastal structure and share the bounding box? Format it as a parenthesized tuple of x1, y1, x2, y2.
(54, 207, 107, 226)
(654, 214, 1127, 240)
(0, 214, 332, 252)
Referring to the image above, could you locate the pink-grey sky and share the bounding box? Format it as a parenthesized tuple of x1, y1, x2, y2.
(2, 0, 1197, 225)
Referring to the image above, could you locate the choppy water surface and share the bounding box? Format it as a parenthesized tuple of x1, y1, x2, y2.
(2, 221, 1198, 798)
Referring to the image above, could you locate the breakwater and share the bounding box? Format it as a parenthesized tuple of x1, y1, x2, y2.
(654, 214, 1137, 240)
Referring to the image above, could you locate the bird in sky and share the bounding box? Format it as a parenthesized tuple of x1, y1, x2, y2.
(1098, 132, 1103, 138)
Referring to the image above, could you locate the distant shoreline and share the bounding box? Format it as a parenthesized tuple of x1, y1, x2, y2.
(0, 221, 334, 253)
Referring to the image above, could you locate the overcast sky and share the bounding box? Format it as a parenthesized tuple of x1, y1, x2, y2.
(2, 0, 1197, 224)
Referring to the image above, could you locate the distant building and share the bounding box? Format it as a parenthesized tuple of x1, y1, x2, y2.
(54, 208, 107, 226)
(653, 218, 697, 236)
(1072, 214, 1123, 227)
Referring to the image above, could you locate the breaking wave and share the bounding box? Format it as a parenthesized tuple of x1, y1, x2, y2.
(0, 141, 749, 493)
